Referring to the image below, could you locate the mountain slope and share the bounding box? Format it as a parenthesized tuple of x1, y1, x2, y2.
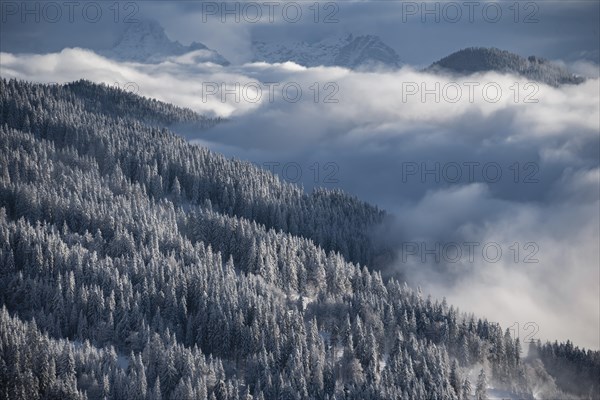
(0, 78, 597, 400)
(104, 20, 230, 65)
(0, 78, 385, 268)
(427, 47, 585, 86)
(252, 34, 402, 69)
(63, 79, 220, 128)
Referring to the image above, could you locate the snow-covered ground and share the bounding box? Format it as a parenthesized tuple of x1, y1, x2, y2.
(486, 387, 529, 400)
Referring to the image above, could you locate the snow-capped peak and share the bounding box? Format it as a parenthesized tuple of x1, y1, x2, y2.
(105, 20, 229, 65)
(251, 34, 402, 69)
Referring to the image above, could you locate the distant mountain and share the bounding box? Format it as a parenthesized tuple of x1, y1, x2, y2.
(104, 20, 230, 65)
(252, 34, 402, 69)
(427, 47, 584, 86)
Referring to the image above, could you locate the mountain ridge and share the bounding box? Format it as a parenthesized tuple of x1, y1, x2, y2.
(103, 20, 230, 65)
(251, 33, 403, 69)
(99, 21, 585, 85)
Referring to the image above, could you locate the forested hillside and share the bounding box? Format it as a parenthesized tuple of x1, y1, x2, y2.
(62, 80, 217, 128)
(0, 79, 384, 268)
(0, 78, 597, 400)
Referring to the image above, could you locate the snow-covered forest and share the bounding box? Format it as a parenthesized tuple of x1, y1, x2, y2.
(0, 78, 598, 400)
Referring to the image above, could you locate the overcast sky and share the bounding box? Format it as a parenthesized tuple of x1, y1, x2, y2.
(1, 0, 599, 65)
